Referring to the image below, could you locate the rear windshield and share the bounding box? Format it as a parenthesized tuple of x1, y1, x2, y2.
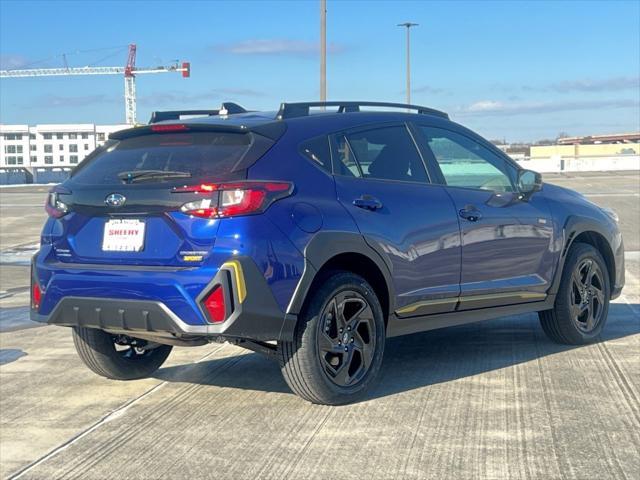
(71, 132, 255, 185)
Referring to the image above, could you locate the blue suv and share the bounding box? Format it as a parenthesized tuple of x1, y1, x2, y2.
(31, 101, 625, 404)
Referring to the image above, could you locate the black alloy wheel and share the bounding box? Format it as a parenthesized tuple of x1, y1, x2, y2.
(317, 291, 377, 387)
(279, 271, 386, 405)
(539, 242, 610, 345)
(570, 258, 606, 333)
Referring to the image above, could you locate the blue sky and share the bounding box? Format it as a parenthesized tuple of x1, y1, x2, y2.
(1, 0, 638, 142)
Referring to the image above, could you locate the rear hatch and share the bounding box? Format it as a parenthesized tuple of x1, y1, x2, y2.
(47, 124, 279, 267)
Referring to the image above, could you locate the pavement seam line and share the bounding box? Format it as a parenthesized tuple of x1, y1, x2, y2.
(7, 344, 226, 480)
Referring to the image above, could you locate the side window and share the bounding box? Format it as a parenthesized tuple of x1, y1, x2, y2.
(300, 136, 332, 173)
(334, 135, 361, 177)
(334, 125, 428, 182)
(420, 127, 516, 192)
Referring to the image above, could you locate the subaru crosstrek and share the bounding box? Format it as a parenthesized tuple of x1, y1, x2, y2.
(31, 101, 625, 405)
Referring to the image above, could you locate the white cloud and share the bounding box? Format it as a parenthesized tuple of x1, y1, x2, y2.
(525, 76, 640, 93)
(214, 39, 346, 56)
(138, 88, 265, 107)
(456, 98, 639, 117)
(0, 54, 30, 70)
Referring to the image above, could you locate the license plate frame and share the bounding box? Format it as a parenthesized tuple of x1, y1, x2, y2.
(102, 218, 146, 252)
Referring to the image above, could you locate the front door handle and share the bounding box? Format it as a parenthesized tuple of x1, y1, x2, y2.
(353, 195, 383, 211)
(459, 207, 482, 222)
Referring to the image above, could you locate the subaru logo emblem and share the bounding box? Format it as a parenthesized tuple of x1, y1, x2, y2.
(105, 193, 126, 207)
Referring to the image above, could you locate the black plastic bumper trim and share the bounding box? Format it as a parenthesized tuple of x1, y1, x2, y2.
(31, 256, 295, 342)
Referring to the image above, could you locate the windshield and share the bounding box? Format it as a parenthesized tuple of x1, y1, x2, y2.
(71, 132, 253, 185)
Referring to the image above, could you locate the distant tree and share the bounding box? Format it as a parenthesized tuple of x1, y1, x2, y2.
(556, 131, 570, 140)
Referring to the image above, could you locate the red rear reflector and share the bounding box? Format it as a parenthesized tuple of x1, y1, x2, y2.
(203, 285, 225, 323)
(150, 124, 189, 132)
(31, 281, 42, 311)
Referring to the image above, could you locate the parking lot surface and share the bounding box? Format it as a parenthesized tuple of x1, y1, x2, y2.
(1, 172, 638, 480)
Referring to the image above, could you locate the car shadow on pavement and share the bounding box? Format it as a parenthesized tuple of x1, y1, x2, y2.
(154, 303, 640, 402)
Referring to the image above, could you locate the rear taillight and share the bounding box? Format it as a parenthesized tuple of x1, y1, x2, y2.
(174, 181, 293, 219)
(45, 192, 69, 218)
(31, 279, 42, 311)
(203, 285, 226, 323)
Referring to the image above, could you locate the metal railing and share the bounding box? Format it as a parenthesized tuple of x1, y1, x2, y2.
(0, 167, 74, 185)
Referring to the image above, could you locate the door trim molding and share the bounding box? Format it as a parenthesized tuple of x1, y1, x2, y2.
(395, 291, 546, 317)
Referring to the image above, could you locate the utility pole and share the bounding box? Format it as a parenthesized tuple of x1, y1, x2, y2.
(397, 22, 418, 105)
(320, 0, 327, 104)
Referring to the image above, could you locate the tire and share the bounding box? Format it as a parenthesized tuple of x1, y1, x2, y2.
(279, 271, 386, 405)
(72, 327, 173, 380)
(539, 242, 610, 345)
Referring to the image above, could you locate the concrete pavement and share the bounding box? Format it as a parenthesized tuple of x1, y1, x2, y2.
(1, 172, 638, 479)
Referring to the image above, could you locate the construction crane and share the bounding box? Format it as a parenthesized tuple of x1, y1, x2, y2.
(0, 44, 190, 125)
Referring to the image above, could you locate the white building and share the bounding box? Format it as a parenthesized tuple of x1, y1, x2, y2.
(0, 124, 128, 168)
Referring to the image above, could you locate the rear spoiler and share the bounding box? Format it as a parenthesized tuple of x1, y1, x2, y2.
(110, 121, 286, 142)
(149, 102, 247, 124)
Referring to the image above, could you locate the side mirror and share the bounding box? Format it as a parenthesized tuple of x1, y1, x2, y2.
(517, 169, 542, 198)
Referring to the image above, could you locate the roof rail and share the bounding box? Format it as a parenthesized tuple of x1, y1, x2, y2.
(276, 101, 449, 120)
(149, 102, 247, 124)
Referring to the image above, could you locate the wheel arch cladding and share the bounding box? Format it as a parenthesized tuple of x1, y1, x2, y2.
(570, 231, 615, 288)
(309, 252, 391, 326)
(558, 215, 618, 294)
(287, 232, 394, 326)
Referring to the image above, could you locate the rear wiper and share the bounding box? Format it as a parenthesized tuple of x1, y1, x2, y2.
(118, 170, 192, 184)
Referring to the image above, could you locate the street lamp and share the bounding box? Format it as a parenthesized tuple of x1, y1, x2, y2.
(397, 22, 418, 105)
(320, 0, 327, 103)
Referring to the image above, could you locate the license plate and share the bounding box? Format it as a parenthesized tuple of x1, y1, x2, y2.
(102, 219, 145, 252)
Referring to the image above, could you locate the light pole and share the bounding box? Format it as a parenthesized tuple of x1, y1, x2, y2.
(320, 0, 327, 104)
(397, 22, 418, 105)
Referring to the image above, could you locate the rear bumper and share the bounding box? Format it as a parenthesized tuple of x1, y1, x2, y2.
(31, 254, 297, 342)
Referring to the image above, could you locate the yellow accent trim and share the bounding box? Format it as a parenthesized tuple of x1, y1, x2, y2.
(457, 291, 545, 305)
(396, 292, 546, 315)
(396, 297, 455, 315)
(222, 260, 246, 303)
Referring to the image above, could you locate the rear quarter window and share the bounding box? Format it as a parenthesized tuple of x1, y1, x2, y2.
(71, 132, 256, 185)
(300, 136, 332, 173)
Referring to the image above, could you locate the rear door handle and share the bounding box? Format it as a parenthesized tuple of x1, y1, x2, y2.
(459, 207, 482, 222)
(353, 195, 383, 211)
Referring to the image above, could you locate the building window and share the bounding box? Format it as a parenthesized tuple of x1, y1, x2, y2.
(29, 133, 36, 140)
(59, 144, 64, 151)
(70, 155, 79, 164)
(69, 133, 77, 140)
(84, 144, 89, 150)
(81, 133, 89, 139)
(17, 156, 23, 165)
(4, 145, 16, 154)
(43, 133, 52, 140)
(44, 156, 53, 164)
(69, 144, 78, 153)
(97, 133, 105, 141)
(30, 144, 36, 151)
(44, 145, 53, 153)
(6, 156, 17, 165)
(59, 155, 64, 162)
(30, 156, 37, 163)
(17, 145, 23, 153)
(56, 133, 63, 140)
